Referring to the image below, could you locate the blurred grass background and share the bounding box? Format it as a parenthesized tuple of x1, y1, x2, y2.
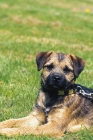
(0, 0, 93, 139)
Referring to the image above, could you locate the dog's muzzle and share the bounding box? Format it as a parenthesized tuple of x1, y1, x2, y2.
(46, 72, 66, 90)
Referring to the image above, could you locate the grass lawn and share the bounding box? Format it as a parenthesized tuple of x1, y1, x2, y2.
(0, 0, 93, 139)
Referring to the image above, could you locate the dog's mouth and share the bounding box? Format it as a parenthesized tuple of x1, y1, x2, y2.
(52, 85, 59, 89)
(47, 82, 66, 90)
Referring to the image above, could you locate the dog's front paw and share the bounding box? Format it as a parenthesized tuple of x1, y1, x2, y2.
(0, 127, 37, 137)
(0, 128, 18, 137)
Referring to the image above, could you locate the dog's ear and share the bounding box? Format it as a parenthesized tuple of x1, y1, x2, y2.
(69, 54, 85, 78)
(36, 52, 53, 71)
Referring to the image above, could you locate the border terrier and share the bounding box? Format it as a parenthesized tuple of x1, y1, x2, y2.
(0, 51, 93, 138)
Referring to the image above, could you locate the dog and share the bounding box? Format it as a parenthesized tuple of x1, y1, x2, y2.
(0, 51, 93, 138)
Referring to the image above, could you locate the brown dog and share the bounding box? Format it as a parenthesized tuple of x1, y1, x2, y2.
(0, 51, 93, 138)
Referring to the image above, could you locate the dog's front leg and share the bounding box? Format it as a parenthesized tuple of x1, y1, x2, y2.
(0, 109, 45, 129)
(0, 108, 71, 137)
(0, 121, 64, 138)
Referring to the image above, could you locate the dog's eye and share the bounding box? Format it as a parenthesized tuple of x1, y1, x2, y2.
(44, 64, 53, 70)
(63, 66, 72, 73)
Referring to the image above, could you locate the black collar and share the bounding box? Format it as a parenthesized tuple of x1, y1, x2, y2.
(58, 89, 74, 96)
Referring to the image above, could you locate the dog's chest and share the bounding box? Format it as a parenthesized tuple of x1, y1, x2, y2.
(44, 92, 63, 108)
(43, 94, 64, 116)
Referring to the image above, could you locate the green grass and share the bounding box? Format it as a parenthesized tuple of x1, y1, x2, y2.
(0, 0, 93, 139)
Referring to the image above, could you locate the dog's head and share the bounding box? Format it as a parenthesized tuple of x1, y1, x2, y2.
(36, 52, 85, 91)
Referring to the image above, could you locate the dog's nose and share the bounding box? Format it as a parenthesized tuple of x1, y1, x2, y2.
(53, 76, 61, 81)
(53, 74, 62, 82)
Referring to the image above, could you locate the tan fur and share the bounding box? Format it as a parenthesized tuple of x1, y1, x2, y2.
(0, 52, 92, 138)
